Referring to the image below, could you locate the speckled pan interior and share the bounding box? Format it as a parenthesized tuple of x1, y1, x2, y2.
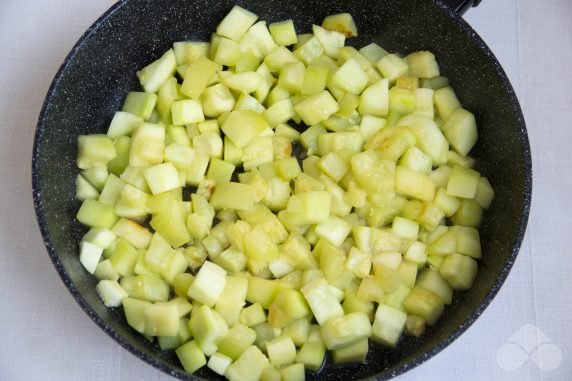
(32, 0, 531, 380)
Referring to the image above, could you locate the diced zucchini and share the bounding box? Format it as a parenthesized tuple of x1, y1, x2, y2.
(322, 13, 358, 37)
(440, 253, 478, 290)
(187, 260, 226, 307)
(446, 164, 480, 199)
(320, 312, 372, 350)
(225, 345, 270, 381)
(301, 279, 344, 325)
(294, 90, 339, 126)
(176, 340, 206, 374)
(122, 92, 157, 120)
(434, 86, 461, 121)
(403, 286, 444, 325)
(136, 49, 176, 93)
(372, 304, 407, 347)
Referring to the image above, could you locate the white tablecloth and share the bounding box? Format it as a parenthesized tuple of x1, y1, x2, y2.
(0, 1, 570, 380)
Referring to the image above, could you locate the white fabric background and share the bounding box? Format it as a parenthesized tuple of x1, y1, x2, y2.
(0, 0, 570, 380)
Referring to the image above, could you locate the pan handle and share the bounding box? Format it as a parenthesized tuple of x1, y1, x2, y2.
(442, 0, 482, 15)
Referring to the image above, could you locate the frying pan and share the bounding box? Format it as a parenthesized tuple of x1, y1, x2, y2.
(32, 0, 531, 379)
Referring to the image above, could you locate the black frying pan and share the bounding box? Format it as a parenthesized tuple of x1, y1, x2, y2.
(32, 0, 531, 379)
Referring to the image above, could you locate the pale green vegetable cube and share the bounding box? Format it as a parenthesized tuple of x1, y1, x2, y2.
(295, 91, 339, 126)
(263, 98, 295, 127)
(389, 87, 416, 114)
(215, 275, 248, 326)
(427, 230, 456, 256)
(395, 166, 436, 202)
(114, 184, 149, 219)
(332, 339, 369, 364)
(242, 137, 274, 170)
(301, 65, 329, 95)
(217, 6, 258, 41)
(225, 345, 270, 381)
(192, 131, 223, 158)
(301, 278, 344, 325)
(331, 58, 369, 94)
(240, 21, 278, 60)
(414, 87, 435, 118)
(399, 146, 432, 174)
(345, 247, 372, 279)
(108, 238, 138, 276)
(475, 177, 495, 209)
(190, 305, 229, 355)
(398, 114, 449, 165)
(321, 312, 372, 350)
(107, 111, 142, 138)
(129, 122, 165, 167)
(317, 152, 348, 182)
(144, 301, 180, 336)
(433, 188, 461, 217)
(403, 286, 444, 325)
(450, 225, 482, 258)
(376, 54, 408, 82)
(217, 324, 257, 360)
(359, 78, 389, 117)
(120, 274, 169, 302)
(212, 36, 242, 66)
(406, 51, 440, 78)
(185, 155, 210, 186)
(421, 75, 449, 90)
(296, 340, 326, 371)
(164, 143, 194, 171)
(279, 363, 305, 381)
(434, 86, 461, 121)
(294, 36, 324, 65)
(222, 71, 263, 94)
(83, 227, 116, 249)
(122, 92, 157, 120)
(446, 164, 480, 199)
(276, 62, 304, 94)
(392, 217, 419, 240)
(322, 13, 357, 37)
(122, 297, 151, 333)
(383, 284, 411, 311)
(266, 336, 297, 367)
(181, 56, 220, 99)
(171, 99, 205, 125)
(201, 84, 235, 118)
(176, 340, 206, 374)
(157, 77, 181, 123)
(372, 304, 407, 347)
(77, 135, 116, 170)
(79, 241, 104, 274)
(440, 253, 478, 290)
(315, 216, 352, 247)
(95, 279, 128, 308)
(77, 199, 117, 228)
(76, 175, 99, 201)
(209, 182, 258, 211)
(268, 20, 297, 46)
(284, 191, 331, 226)
(188, 260, 226, 307)
(268, 289, 309, 328)
(240, 303, 267, 327)
(313, 25, 345, 59)
(442, 108, 478, 156)
(260, 366, 281, 381)
(221, 110, 269, 148)
(142, 162, 180, 195)
(173, 41, 209, 65)
(206, 352, 232, 376)
(360, 43, 388, 64)
(404, 241, 427, 267)
(397, 261, 418, 289)
(136, 49, 176, 93)
(282, 318, 310, 347)
(417, 268, 453, 304)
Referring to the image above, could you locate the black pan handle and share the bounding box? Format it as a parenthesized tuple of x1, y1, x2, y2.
(442, 0, 482, 15)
